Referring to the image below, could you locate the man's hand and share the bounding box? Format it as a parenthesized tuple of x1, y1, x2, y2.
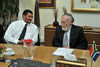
(18, 39, 24, 45)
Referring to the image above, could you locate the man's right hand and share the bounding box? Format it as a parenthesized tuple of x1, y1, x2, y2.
(18, 40, 24, 45)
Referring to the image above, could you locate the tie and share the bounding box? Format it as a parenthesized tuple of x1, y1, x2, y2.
(63, 31, 68, 47)
(19, 24, 27, 40)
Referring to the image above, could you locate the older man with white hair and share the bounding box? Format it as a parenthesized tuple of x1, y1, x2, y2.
(52, 13, 88, 49)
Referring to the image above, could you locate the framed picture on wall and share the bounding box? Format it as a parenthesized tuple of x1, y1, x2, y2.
(39, 0, 56, 8)
(72, 0, 100, 12)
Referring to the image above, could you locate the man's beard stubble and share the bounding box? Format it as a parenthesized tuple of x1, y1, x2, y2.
(62, 25, 71, 32)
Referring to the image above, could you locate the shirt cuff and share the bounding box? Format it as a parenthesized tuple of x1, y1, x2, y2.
(14, 39, 19, 44)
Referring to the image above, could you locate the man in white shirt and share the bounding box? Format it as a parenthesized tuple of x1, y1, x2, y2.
(4, 9, 39, 45)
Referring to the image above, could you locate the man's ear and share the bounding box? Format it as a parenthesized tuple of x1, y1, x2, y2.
(22, 15, 24, 18)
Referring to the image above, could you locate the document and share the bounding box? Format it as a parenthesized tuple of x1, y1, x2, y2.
(64, 54, 77, 61)
(52, 48, 77, 61)
(53, 48, 74, 56)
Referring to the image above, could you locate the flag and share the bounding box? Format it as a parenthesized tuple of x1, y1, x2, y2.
(92, 51, 100, 61)
(34, 0, 40, 27)
(89, 41, 100, 62)
(34, 0, 40, 46)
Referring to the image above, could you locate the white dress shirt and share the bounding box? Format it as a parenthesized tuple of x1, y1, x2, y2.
(63, 26, 71, 47)
(4, 20, 39, 44)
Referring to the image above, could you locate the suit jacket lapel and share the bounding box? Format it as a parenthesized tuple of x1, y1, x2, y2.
(70, 25, 74, 47)
(61, 29, 65, 47)
(59, 26, 65, 47)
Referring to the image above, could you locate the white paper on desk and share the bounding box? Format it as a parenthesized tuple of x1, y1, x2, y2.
(52, 48, 74, 56)
(64, 54, 77, 61)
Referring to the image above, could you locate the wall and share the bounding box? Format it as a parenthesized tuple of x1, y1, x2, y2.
(18, 0, 35, 20)
(18, 0, 100, 42)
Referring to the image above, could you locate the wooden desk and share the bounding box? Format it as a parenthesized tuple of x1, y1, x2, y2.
(56, 59, 87, 67)
(0, 44, 99, 67)
(45, 24, 100, 47)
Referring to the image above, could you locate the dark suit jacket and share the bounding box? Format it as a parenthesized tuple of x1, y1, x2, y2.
(52, 24, 88, 49)
(0, 24, 4, 43)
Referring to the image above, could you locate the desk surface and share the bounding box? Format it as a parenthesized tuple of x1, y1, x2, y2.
(0, 44, 99, 67)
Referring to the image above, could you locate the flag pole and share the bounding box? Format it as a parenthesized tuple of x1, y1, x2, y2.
(91, 59, 93, 67)
(91, 40, 94, 67)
